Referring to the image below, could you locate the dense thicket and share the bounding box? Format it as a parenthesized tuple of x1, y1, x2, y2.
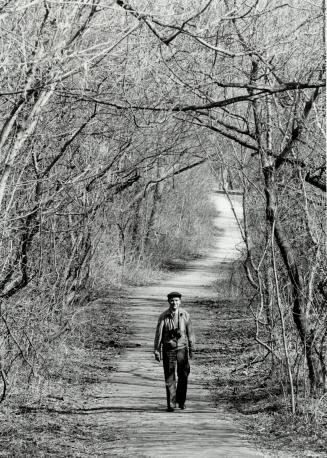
(0, 0, 216, 398)
(0, 0, 325, 410)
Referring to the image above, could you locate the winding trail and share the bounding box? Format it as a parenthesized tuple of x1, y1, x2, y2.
(83, 194, 265, 457)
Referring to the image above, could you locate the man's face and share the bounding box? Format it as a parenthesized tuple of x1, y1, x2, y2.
(168, 297, 181, 312)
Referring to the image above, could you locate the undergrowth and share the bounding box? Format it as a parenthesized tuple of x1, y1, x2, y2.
(204, 263, 327, 457)
(0, 291, 129, 457)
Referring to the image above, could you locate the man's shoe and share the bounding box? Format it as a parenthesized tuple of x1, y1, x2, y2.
(166, 406, 175, 412)
(179, 404, 186, 410)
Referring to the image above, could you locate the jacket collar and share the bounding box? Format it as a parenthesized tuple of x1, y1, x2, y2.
(165, 307, 184, 318)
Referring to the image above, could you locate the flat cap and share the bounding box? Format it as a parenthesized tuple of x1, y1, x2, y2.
(167, 291, 182, 299)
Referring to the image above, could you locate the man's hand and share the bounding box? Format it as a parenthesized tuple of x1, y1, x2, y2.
(154, 351, 161, 362)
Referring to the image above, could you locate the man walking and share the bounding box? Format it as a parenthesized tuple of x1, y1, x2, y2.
(154, 292, 195, 412)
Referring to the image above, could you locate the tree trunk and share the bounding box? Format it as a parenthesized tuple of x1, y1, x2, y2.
(263, 164, 324, 393)
(145, 180, 163, 248)
(130, 197, 143, 258)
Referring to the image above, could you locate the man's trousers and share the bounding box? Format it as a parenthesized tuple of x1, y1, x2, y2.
(162, 347, 190, 408)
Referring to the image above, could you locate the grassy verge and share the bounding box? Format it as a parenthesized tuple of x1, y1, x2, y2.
(202, 266, 327, 457)
(0, 290, 129, 457)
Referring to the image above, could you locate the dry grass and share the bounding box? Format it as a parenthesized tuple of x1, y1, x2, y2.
(201, 267, 327, 457)
(0, 291, 129, 457)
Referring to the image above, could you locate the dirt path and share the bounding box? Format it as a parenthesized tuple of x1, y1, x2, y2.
(77, 193, 269, 457)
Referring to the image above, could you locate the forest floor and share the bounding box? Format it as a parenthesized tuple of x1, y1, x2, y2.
(0, 194, 325, 457)
(202, 281, 327, 458)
